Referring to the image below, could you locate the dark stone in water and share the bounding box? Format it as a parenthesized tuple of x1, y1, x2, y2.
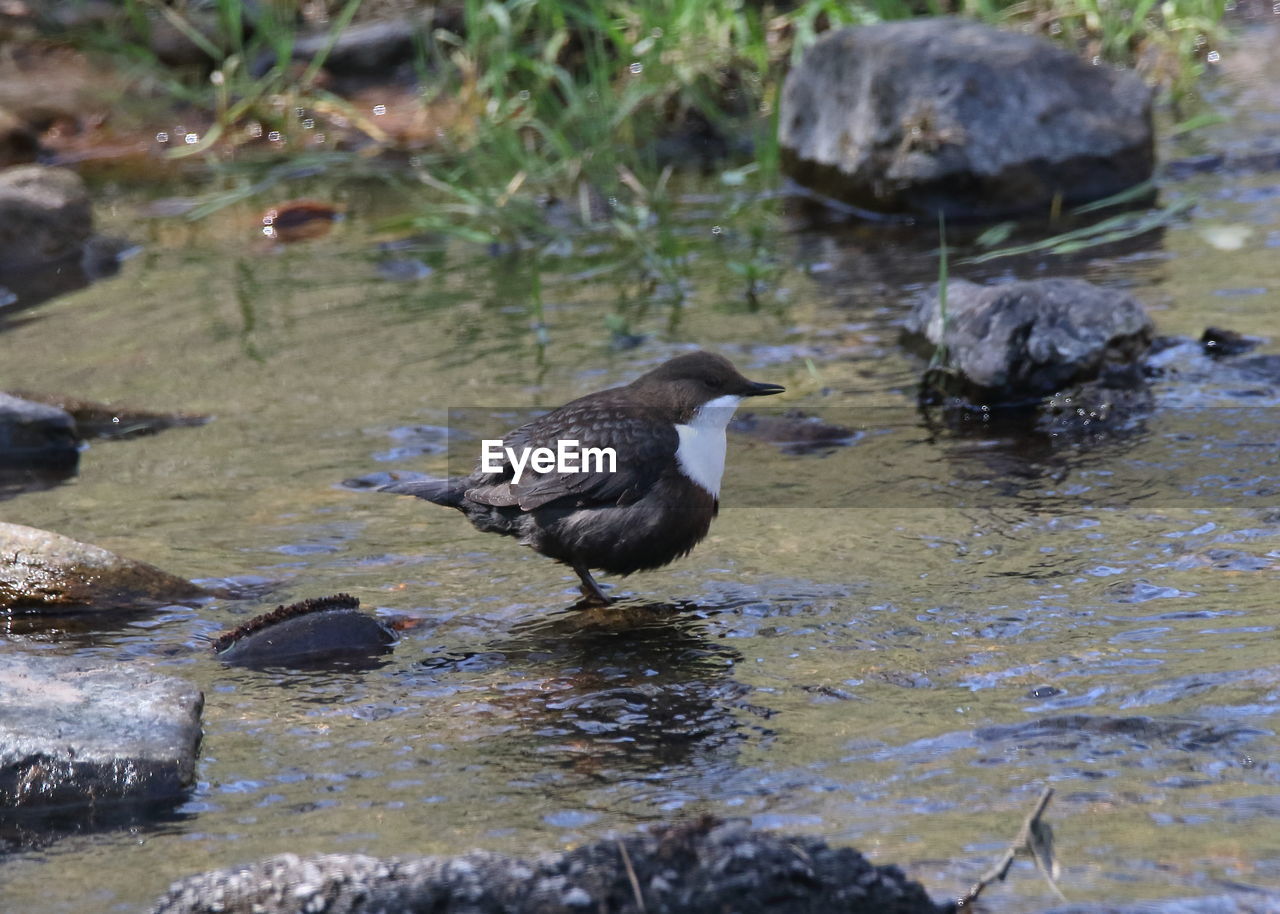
(974, 714, 1265, 754)
(779, 19, 1154, 220)
(341, 469, 431, 490)
(8, 390, 210, 439)
(214, 594, 396, 667)
(150, 816, 951, 914)
(1201, 327, 1259, 358)
(730, 409, 858, 453)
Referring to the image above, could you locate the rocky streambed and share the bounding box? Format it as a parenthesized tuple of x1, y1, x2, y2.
(2, 8, 1280, 914)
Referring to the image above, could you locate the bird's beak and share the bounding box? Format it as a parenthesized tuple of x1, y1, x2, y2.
(743, 379, 786, 397)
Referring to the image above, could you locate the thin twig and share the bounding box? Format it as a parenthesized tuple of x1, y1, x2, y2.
(956, 786, 1057, 908)
(616, 839, 647, 913)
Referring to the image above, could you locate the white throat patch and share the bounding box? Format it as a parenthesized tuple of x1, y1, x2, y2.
(674, 394, 741, 497)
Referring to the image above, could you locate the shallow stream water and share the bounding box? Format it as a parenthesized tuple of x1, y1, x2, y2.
(2, 20, 1280, 914)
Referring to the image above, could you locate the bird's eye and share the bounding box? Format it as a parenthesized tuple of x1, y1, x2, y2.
(705, 377, 723, 390)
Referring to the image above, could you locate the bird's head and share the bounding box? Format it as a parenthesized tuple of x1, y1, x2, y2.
(630, 351, 785, 423)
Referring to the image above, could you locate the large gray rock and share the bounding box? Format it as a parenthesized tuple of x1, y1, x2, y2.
(0, 165, 93, 266)
(0, 522, 206, 613)
(0, 392, 78, 468)
(905, 278, 1153, 401)
(0, 651, 203, 810)
(151, 818, 948, 914)
(780, 19, 1155, 220)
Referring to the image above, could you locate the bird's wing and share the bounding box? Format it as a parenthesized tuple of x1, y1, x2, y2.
(464, 398, 677, 512)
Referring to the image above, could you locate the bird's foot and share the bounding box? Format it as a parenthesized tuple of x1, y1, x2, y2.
(573, 565, 613, 606)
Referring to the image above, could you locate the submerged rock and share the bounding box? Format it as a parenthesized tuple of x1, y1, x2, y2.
(0, 651, 202, 811)
(1200, 326, 1260, 358)
(729, 408, 859, 453)
(904, 278, 1153, 403)
(150, 817, 949, 914)
(0, 165, 93, 267)
(213, 594, 396, 668)
(7, 390, 210, 439)
(779, 19, 1154, 220)
(0, 392, 78, 468)
(0, 522, 206, 613)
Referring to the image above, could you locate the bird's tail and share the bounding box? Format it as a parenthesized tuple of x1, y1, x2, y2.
(379, 476, 468, 508)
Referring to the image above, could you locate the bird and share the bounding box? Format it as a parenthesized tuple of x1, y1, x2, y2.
(381, 351, 785, 604)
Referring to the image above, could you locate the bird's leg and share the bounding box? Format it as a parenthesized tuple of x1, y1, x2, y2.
(573, 563, 612, 605)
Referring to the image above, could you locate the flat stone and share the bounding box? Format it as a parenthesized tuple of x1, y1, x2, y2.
(0, 651, 203, 810)
(0, 522, 207, 613)
(780, 19, 1154, 220)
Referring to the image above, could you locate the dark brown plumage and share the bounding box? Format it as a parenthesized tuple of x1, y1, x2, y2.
(382, 351, 784, 603)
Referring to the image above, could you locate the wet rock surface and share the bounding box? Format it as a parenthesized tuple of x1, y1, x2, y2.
(150, 817, 950, 914)
(0, 522, 206, 613)
(214, 594, 396, 668)
(779, 19, 1154, 220)
(0, 651, 203, 812)
(1146, 337, 1280, 401)
(0, 165, 93, 267)
(905, 278, 1154, 403)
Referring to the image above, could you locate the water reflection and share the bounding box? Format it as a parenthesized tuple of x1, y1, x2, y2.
(0, 240, 129, 324)
(0, 463, 78, 502)
(416, 600, 766, 782)
(0, 797, 193, 856)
